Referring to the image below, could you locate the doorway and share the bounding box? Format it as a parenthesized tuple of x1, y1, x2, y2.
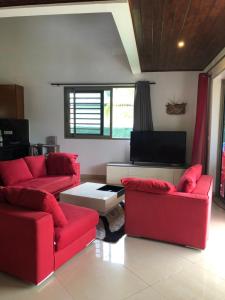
(219, 81, 225, 199)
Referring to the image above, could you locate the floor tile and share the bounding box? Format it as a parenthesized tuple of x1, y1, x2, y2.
(0, 273, 73, 300)
(55, 242, 147, 300)
(123, 237, 194, 285)
(152, 263, 225, 300)
(124, 286, 166, 300)
(0, 202, 225, 300)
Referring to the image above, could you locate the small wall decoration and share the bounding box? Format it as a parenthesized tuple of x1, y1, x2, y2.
(166, 100, 187, 115)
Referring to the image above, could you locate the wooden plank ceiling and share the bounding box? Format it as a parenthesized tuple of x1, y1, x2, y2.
(129, 0, 225, 71)
(0, 0, 225, 71)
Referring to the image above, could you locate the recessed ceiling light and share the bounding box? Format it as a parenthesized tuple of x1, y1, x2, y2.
(177, 40, 185, 48)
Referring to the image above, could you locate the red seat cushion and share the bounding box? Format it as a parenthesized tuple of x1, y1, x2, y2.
(177, 164, 202, 193)
(24, 156, 47, 178)
(15, 176, 76, 194)
(0, 158, 33, 186)
(2, 187, 68, 227)
(55, 202, 99, 250)
(46, 153, 78, 176)
(121, 177, 176, 194)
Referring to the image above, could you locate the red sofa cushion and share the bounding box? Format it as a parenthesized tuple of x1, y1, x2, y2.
(121, 177, 176, 194)
(24, 156, 47, 178)
(16, 176, 77, 195)
(3, 187, 68, 227)
(0, 158, 33, 186)
(177, 164, 202, 193)
(46, 153, 78, 176)
(55, 202, 99, 250)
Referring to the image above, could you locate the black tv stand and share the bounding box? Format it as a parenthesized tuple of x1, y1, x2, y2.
(130, 161, 187, 168)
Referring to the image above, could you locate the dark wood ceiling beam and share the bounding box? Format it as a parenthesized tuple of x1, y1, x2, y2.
(128, 0, 145, 68)
(179, 0, 215, 69)
(0, 0, 108, 6)
(129, 0, 225, 71)
(200, 0, 225, 68)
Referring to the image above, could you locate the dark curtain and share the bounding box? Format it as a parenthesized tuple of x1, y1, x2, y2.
(191, 73, 209, 172)
(133, 81, 154, 131)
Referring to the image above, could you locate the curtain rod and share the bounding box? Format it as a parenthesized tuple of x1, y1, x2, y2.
(50, 82, 156, 87)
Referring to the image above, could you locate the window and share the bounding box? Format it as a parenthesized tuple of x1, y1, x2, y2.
(64, 86, 135, 139)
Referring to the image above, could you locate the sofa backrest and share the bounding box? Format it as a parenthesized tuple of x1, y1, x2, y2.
(24, 155, 47, 178)
(0, 153, 79, 187)
(0, 158, 33, 186)
(2, 187, 68, 228)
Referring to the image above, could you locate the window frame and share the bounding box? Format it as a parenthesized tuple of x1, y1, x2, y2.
(64, 85, 133, 140)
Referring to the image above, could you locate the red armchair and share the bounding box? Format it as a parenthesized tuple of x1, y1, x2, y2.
(122, 173, 213, 250)
(0, 187, 99, 284)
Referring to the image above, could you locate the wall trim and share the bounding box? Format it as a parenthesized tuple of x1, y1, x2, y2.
(204, 47, 225, 77)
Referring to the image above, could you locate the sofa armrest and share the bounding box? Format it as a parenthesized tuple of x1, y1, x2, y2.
(169, 191, 209, 202)
(0, 204, 54, 284)
(73, 162, 80, 180)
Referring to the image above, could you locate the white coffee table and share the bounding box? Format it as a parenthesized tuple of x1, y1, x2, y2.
(59, 182, 124, 215)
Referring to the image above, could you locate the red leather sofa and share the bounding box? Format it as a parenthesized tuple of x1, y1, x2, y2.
(0, 187, 99, 284)
(0, 153, 80, 197)
(122, 164, 213, 250)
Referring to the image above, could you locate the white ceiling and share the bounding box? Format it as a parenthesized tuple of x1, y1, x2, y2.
(0, 1, 141, 74)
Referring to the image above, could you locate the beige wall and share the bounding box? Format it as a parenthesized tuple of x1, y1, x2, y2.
(0, 14, 199, 175)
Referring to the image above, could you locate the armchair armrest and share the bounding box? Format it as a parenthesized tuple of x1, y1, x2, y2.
(0, 204, 54, 284)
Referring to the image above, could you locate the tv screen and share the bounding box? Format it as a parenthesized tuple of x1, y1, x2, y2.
(130, 131, 186, 165)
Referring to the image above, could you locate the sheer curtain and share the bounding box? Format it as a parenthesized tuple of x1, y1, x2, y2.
(133, 81, 154, 131)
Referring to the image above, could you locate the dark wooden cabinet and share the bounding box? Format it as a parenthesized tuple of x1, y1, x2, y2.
(0, 145, 29, 161)
(0, 85, 24, 119)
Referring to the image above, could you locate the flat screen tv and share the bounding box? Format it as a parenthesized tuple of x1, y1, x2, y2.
(130, 131, 186, 166)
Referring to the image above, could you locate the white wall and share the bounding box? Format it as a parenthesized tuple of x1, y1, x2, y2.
(0, 14, 199, 175)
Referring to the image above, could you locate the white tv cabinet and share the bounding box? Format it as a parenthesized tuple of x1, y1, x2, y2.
(106, 163, 186, 185)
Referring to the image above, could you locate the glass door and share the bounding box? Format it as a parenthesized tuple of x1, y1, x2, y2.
(220, 95, 225, 199)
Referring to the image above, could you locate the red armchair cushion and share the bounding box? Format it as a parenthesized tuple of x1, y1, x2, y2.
(3, 187, 68, 227)
(121, 177, 176, 194)
(46, 153, 78, 176)
(0, 159, 33, 186)
(24, 156, 47, 178)
(177, 164, 202, 193)
(55, 202, 99, 250)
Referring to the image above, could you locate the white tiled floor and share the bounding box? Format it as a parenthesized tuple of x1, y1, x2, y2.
(1, 203, 225, 300)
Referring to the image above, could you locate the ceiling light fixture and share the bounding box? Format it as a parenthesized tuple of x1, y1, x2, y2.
(177, 40, 185, 48)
